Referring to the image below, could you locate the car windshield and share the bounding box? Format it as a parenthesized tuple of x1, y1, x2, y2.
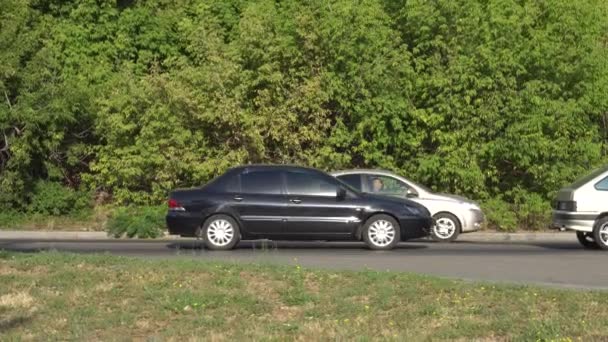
(569, 165, 608, 189)
(403, 177, 433, 193)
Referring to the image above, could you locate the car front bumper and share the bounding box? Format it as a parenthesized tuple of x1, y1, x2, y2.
(400, 216, 433, 240)
(461, 209, 484, 232)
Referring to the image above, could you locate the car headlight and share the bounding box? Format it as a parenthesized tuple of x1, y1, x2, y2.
(463, 202, 481, 211)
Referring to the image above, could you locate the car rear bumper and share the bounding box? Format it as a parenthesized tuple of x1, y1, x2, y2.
(166, 212, 202, 237)
(551, 211, 597, 232)
(400, 217, 433, 240)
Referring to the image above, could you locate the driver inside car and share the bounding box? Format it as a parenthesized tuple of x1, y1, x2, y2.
(371, 177, 384, 193)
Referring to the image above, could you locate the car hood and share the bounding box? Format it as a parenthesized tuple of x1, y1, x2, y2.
(361, 193, 430, 215)
(421, 192, 479, 206)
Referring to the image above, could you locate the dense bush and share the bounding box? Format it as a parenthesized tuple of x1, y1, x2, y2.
(106, 206, 166, 239)
(0, 209, 25, 229)
(1, 0, 608, 230)
(28, 181, 91, 216)
(482, 191, 551, 231)
(482, 198, 519, 232)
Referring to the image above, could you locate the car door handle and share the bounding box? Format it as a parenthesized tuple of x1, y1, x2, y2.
(290, 199, 302, 204)
(233, 196, 244, 202)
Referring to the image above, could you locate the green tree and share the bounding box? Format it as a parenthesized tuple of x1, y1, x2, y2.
(1, 0, 607, 230)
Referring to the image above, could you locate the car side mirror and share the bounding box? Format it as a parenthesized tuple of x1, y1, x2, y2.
(337, 187, 347, 200)
(406, 189, 418, 198)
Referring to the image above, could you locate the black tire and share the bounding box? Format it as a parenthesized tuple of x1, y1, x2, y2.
(431, 212, 461, 243)
(362, 214, 401, 250)
(592, 217, 608, 251)
(199, 214, 241, 250)
(576, 231, 600, 250)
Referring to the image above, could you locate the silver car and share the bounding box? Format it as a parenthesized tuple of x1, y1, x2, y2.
(552, 165, 608, 250)
(331, 169, 484, 242)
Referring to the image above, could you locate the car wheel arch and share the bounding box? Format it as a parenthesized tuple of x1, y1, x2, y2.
(432, 211, 463, 232)
(355, 211, 401, 240)
(595, 212, 608, 222)
(197, 211, 243, 237)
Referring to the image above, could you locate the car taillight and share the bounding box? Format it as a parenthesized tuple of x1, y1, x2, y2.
(168, 199, 185, 211)
(556, 201, 577, 212)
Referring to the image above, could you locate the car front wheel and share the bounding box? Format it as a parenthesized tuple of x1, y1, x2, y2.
(200, 214, 241, 250)
(431, 213, 461, 242)
(362, 214, 401, 250)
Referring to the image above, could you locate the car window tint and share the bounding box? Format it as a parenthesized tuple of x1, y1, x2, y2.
(365, 175, 409, 196)
(287, 172, 337, 196)
(207, 173, 240, 193)
(241, 171, 282, 194)
(337, 174, 362, 190)
(595, 176, 608, 191)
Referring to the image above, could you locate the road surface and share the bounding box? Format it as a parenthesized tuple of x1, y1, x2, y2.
(1, 238, 607, 290)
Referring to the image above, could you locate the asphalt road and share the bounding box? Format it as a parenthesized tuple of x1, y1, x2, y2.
(2, 238, 608, 290)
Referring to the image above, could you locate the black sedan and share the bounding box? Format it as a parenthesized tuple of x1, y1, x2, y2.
(166, 165, 433, 250)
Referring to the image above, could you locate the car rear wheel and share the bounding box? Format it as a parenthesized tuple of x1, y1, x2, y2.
(200, 215, 241, 250)
(592, 217, 608, 251)
(576, 231, 600, 249)
(362, 214, 400, 250)
(431, 213, 461, 242)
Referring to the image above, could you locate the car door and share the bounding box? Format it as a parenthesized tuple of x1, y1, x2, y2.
(231, 169, 286, 235)
(284, 170, 361, 238)
(336, 174, 364, 192)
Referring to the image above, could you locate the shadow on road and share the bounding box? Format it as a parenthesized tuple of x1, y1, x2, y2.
(451, 240, 596, 251)
(168, 240, 429, 251)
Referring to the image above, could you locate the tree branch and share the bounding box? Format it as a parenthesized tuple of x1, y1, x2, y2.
(4, 90, 12, 110)
(0, 132, 8, 152)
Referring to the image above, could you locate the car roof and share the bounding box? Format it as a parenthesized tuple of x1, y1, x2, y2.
(231, 164, 326, 173)
(568, 164, 608, 189)
(331, 169, 398, 176)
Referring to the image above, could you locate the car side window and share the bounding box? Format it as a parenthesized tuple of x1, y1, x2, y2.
(207, 173, 240, 193)
(286, 171, 337, 197)
(241, 171, 283, 194)
(337, 174, 362, 190)
(595, 176, 608, 191)
(365, 175, 409, 196)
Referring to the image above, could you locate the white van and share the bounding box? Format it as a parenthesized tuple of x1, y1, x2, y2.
(552, 165, 608, 249)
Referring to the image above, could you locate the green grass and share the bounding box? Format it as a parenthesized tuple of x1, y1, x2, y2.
(0, 208, 110, 231)
(0, 252, 606, 340)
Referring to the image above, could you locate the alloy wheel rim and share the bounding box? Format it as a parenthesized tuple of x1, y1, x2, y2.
(599, 223, 608, 245)
(207, 219, 234, 246)
(434, 218, 456, 238)
(368, 220, 396, 247)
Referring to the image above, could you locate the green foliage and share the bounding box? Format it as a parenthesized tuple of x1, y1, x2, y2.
(511, 190, 552, 231)
(1, 0, 608, 229)
(482, 198, 519, 232)
(28, 181, 91, 216)
(106, 205, 165, 238)
(0, 209, 25, 228)
(483, 191, 551, 232)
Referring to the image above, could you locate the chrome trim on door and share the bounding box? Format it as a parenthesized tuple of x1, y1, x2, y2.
(240, 216, 283, 221)
(240, 216, 361, 223)
(286, 216, 361, 223)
